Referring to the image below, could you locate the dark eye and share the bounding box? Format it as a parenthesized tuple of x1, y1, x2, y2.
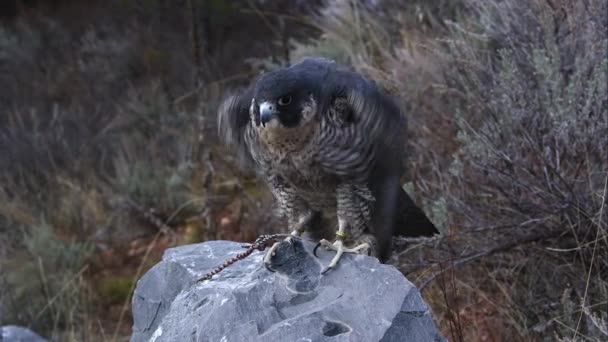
(278, 96, 292, 106)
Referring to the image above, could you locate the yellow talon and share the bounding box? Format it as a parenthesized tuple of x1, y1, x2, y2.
(335, 230, 348, 240)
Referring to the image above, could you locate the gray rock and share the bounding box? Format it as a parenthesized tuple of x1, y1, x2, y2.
(130, 239, 445, 342)
(1, 326, 47, 342)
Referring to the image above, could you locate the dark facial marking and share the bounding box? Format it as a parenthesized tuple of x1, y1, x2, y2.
(276, 93, 303, 128)
(252, 100, 261, 126)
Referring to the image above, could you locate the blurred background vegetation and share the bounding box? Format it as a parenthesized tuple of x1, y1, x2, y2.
(0, 0, 606, 341)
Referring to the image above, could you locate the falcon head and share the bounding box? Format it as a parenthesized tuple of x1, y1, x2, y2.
(218, 57, 405, 160)
(249, 61, 329, 130)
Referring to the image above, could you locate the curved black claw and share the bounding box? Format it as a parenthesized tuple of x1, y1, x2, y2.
(321, 266, 333, 275)
(263, 260, 276, 273)
(313, 242, 322, 258)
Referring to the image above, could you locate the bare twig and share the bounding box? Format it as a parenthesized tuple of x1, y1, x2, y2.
(112, 229, 164, 342)
(34, 265, 89, 321)
(574, 175, 608, 339)
(187, 0, 202, 86)
(418, 231, 560, 290)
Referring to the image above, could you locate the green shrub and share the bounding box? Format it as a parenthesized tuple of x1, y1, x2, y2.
(99, 277, 135, 305)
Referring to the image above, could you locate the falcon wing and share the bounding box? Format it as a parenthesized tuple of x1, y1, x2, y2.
(314, 66, 438, 252)
(315, 66, 407, 179)
(217, 87, 255, 166)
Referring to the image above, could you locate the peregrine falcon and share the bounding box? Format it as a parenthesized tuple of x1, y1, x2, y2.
(218, 58, 438, 273)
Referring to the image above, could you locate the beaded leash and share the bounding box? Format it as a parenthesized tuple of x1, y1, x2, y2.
(197, 233, 294, 282)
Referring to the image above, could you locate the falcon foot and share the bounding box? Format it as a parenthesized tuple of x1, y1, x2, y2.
(263, 232, 300, 272)
(313, 239, 370, 274)
(264, 212, 314, 272)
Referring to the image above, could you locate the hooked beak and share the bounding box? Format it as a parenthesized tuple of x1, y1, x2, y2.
(259, 101, 277, 127)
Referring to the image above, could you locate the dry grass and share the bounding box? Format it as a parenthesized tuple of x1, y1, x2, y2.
(0, 1, 315, 340)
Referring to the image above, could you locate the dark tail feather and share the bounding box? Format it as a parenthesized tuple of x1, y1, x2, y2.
(393, 189, 439, 237)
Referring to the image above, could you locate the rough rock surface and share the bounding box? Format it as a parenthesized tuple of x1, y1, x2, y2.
(1, 326, 47, 342)
(130, 239, 445, 342)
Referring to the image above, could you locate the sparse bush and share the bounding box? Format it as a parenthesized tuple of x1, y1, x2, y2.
(436, 1, 608, 339)
(1, 223, 92, 340)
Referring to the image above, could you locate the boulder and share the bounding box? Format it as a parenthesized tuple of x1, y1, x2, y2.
(1, 326, 47, 342)
(130, 239, 445, 342)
